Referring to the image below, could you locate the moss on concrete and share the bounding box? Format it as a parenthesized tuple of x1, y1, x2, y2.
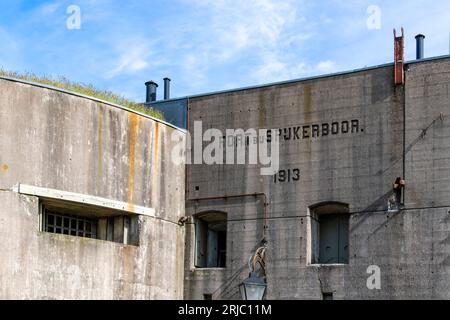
(0, 69, 164, 120)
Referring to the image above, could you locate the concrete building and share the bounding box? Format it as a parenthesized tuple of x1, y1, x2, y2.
(1, 33, 450, 300)
(152, 39, 450, 300)
(0, 77, 186, 299)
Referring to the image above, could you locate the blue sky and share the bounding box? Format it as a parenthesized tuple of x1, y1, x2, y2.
(1, 0, 450, 102)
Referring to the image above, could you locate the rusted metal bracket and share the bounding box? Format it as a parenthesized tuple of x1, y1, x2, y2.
(394, 28, 405, 86)
(393, 177, 406, 190)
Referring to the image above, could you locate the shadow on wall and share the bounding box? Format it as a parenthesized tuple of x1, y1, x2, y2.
(439, 214, 450, 266)
(208, 242, 264, 300)
(350, 190, 394, 233)
(376, 114, 445, 176)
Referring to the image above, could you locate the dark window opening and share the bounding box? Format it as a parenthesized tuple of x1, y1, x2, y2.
(203, 294, 213, 300)
(322, 292, 333, 300)
(44, 210, 97, 239)
(318, 214, 349, 264)
(310, 202, 350, 265)
(195, 212, 227, 268)
(40, 202, 140, 246)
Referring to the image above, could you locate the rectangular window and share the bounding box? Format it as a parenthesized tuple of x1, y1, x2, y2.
(309, 203, 350, 265)
(195, 213, 227, 268)
(40, 203, 139, 246)
(318, 214, 349, 264)
(203, 294, 213, 300)
(44, 210, 97, 239)
(322, 292, 333, 300)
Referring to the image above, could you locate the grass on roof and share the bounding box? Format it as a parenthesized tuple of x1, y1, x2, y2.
(0, 69, 164, 120)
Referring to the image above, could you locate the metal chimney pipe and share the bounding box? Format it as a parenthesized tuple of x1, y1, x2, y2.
(415, 34, 425, 60)
(145, 81, 158, 103)
(163, 77, 171, 100)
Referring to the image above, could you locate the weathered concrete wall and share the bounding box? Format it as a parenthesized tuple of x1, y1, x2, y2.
(405, 59, 450, 208)
(185, 59, 450, 299)
(0, 78, 186, 299)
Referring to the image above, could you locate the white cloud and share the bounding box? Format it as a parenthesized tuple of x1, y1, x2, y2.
(174, 0, 310, 89)
(39, 2, 61, 15)
(316, 60, 338, 74)
(207, 0, 299, 50)
(255, 53, 307, 82)
(180, 53, 208, 88)
(106, 41, 150, 78)
(255, 55, 339, 83)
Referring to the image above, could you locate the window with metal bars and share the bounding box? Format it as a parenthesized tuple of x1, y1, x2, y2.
(40, 203, 140, 246)
(43, 209, 97, 239)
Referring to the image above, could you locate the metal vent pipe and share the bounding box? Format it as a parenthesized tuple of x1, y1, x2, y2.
(145, 81, 158, 103)
(163, 78, 171, 100)
(415, 34, 425, 60)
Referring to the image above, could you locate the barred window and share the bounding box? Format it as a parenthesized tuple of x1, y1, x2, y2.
(44, 209, 97, 239)
(40, 202, 140, 246)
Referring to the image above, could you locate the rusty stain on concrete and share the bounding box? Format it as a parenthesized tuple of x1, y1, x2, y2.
(0, 78, 186, 299)
(127, 113, 140, 211)
(154, 122, 160, 164)
(175, 228, 183, 296)
(258, 91, 267, 128)
(303, 83, 313, 158)
(152, 123, 160, 202)
(121, 246, 135, 299)
(96, 109, 103, 193)
(303, 83, 312, 123)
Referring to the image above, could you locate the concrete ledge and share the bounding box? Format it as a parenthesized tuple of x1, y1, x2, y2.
(12, 183, 156, 217)
(306, 264, 349, 268)
(191, 268, 227, 271)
